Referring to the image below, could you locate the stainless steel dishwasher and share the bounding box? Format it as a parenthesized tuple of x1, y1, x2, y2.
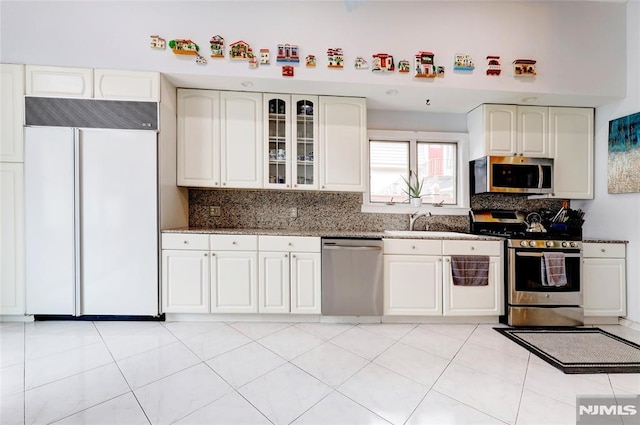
(321, 238, 383, 316)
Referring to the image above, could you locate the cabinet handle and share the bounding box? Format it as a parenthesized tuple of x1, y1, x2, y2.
(470, 246, 475, 250)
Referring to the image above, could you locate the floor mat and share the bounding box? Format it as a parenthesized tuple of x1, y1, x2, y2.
(494, 327, 640, 374)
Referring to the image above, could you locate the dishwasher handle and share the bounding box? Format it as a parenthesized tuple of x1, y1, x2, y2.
(323, 245, 382, 251)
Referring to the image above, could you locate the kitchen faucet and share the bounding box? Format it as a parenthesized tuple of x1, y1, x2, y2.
(409, 211, 432, 231)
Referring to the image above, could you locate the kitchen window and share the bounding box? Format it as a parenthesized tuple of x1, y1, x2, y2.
(363, 130, 470, 214)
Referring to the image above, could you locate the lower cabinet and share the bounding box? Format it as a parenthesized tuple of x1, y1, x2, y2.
(258, 236, 321, 314)
(583, 242, 626, 317)
(161, 233, 320, 315)
(384, 238, 503, 316)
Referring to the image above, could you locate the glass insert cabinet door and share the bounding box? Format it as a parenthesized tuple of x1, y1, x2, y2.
(265, 95, 291, 188)
(264, 94, 318, 190)
(292, 95, 318, 190)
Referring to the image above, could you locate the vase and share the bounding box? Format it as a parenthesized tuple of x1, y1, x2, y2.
(410, 197, 422, 207)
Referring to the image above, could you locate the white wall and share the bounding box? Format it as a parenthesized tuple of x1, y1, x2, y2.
(574, 0, 640, 323)
(0, 1, 627, 112)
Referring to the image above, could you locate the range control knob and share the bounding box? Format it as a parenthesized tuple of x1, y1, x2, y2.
(520, 240, 528, 247)
(562, 241, 570, 248)
(529, 240, 537, 247)
(570, 242, 578, 248)
(545, 241, 554, 248)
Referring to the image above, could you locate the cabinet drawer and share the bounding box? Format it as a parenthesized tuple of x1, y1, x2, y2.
(583, 243, 626, 258)
(162, 233, 210, 250)
(384, 239, 442, 255)
(442, 240, 502, 256)
(211, 234, 258, 251)
(259, 236, 320, 252)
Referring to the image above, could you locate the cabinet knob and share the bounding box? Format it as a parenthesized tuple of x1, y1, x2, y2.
(470, 246, 475, 250)
(601, 248, 606, 252)
(232, 241, 237, 245)
(211, 253, 215, 256)
(411, 245, 416, 249)
(288, 242, 293, 246)
(204, 253, 208, 257)
(294, 184, 297, 187)
(222, 182, 226, 186)
(183, 240, 188, 244)
(286, 184, 290, 188)
(292, 255, 296, 258)
(285, 254, 288, 258)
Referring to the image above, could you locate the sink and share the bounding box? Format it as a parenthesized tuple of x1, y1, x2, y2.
(384, 230, 481, 238)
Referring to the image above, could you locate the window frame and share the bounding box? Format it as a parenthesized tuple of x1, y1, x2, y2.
(362, 129, 470, 215)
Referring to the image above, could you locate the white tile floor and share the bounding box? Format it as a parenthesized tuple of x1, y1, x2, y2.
(1, 320, 639, 425)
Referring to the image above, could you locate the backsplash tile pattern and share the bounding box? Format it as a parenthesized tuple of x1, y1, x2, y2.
(189, 189, 565, 232)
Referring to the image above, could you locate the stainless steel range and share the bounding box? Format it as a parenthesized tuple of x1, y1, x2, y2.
(470, 210, 583, 326)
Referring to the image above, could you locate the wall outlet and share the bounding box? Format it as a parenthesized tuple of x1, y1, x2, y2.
(209, 206, 221, 217)
(289, 207, 298, 218)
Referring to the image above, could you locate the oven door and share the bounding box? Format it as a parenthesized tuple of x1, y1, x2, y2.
(508, 248, 582, 306)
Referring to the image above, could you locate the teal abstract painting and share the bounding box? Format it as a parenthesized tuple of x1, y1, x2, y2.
(608, 111, 640, 193)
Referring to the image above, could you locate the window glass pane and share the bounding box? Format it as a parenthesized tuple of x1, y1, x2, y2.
(370, 140, 409, 203)
(417, 142, 457, 205)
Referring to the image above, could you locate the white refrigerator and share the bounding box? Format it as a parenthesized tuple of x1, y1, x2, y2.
(25, 126, 159, 316)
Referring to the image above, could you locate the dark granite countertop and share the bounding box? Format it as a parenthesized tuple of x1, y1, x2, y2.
(161, 227, 503, 241)
(582, 238, 629, 244)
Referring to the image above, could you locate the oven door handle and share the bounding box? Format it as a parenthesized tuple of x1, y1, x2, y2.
(515, 252, 581, 258)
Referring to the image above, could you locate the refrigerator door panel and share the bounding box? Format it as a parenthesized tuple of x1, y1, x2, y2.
(25, 126, 76, 314)
(79, 129, 158, 315)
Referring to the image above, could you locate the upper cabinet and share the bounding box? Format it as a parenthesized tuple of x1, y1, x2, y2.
(26, 65, 93, 98)
(548, 107, 594, 199)
(318, 96, 367, 192)
(177, 90, 366, 192)
(468, 103, 594, 199)
(263, 94, 319, 190)
(177, 89, 220, 187)
(0, 64, 25, 162)
(468, 104, 549, 159)
(25, 65, 159, 101)
(94, 69, 160, 101)
(220, 91, 263, 189)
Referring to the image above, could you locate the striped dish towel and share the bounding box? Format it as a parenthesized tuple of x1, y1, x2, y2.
(541, 252, 567, 287)
(451, 255, 489, 286)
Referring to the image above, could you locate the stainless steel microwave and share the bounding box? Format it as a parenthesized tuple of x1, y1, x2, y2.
(470, 156, 554, 195)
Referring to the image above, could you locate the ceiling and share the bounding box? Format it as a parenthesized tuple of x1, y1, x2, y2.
(165, 72, 621, 114)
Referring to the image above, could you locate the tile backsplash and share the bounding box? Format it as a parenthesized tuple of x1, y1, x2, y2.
(188, 189, 565, 232)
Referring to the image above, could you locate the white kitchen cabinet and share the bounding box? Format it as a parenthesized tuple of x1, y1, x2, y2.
(258, 236, 321, 314)
(0, 163, 24, 315)
(258, 251, 290, 313)
(468, 104, 549, 159)
(161, 233, 210, 314)
(583, 242, 626, 318)
(263, 94, 319, 190)
(442, 240, 503, 316)
(210, 235, 259, 313)
(220, 91, 263, 189)
(0, 64, 25, 162)
(318, 96, 367, 192)
(177, 89, 220, 187)
(517, 106, 549, 157)
(25, 65, 93, 98)
(290, 252, 321, 314)
(383, 239, 443, 316)
(548, 107, 594, 199)
(93, 69, 160, 101)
